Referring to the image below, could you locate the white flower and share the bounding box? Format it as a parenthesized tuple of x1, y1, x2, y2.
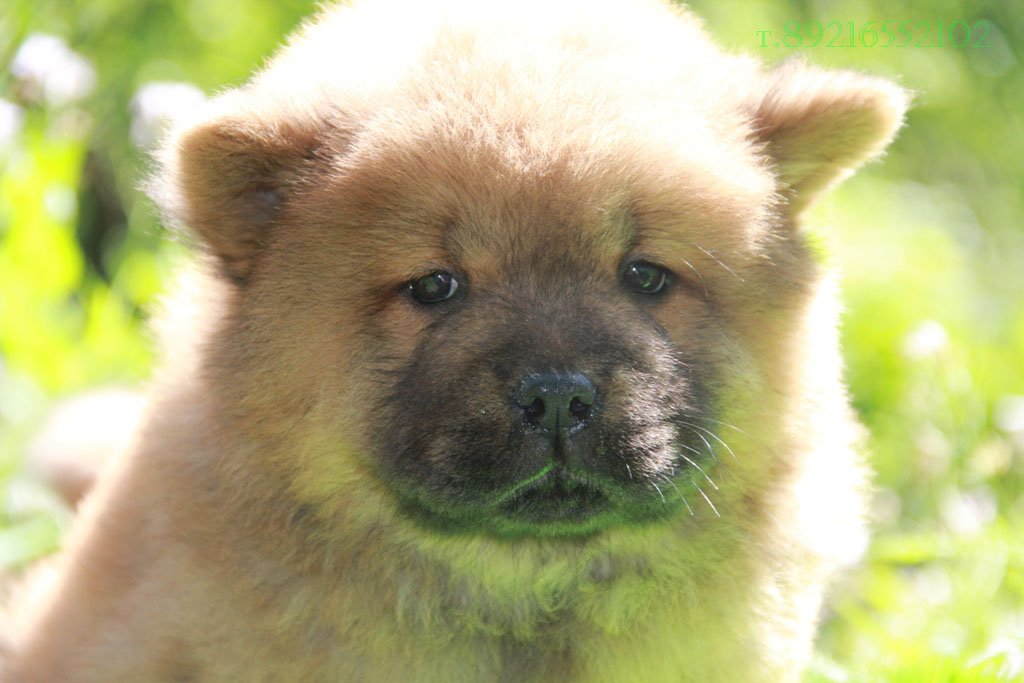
(995, 394, 1024, 450)
(902, 319, 948, 360)
(11, 34, 96, 105)
(130, 82, 207, 148)
(0, 99, 24, 144)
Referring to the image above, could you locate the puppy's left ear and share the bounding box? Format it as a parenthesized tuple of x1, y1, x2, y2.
(748, 60, 910, 213)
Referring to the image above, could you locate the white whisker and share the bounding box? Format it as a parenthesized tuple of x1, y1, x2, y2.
(682, 422, 737, 461)
(692, 242, 742, 281)
(682, 424, 717, 461)
(679, 258, 708, 297)
(676, 441, 703, 456)
(678, 453, 718, 490)
(694, 416, 750, 437)
(695, 483, 720, 517)
(650, 480, 667, 504)
(665, 477, 693, 516)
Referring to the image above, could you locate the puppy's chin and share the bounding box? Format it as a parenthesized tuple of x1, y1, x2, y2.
(390, 455, 694, 539)
(494, 466, 612, 524)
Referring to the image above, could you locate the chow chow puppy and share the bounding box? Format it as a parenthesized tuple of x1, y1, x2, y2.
(6, 0, 907, 680)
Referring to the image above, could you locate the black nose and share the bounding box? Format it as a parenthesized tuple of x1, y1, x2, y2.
(515, 371, 596, 432)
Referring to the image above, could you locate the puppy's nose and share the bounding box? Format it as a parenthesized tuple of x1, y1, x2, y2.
(515, 371, 596, 432)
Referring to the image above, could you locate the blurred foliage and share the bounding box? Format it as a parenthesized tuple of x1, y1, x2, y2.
(1, 0, 1022, 680)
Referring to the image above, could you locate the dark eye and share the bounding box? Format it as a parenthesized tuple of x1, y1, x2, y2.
(409, 271, 459, 303)
(622, 261, 669, 295)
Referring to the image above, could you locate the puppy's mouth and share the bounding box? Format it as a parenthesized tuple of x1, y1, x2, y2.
(495, 466, 610, 524)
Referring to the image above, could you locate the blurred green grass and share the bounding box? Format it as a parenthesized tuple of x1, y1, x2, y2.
(1, 0, 1022, 680)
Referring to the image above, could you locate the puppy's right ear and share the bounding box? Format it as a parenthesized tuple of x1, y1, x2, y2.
(747, 60, 909, 214)
(157, 93, 323, 283)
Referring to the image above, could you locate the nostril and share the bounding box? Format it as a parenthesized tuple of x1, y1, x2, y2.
(525, 396, 545, 423)
(568, 396, 589, 419)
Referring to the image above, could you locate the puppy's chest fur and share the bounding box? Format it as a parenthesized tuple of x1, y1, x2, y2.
(171, 538, 762, 682)
(154, 465, 775, 683)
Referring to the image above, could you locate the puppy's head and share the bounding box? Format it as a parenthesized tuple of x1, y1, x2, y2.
(156, 0, 907, 539)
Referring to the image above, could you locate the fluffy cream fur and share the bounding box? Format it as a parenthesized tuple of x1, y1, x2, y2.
(6, 1, 906, 681)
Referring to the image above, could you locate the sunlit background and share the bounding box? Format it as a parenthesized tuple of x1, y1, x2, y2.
(1, 0, 1022, 680)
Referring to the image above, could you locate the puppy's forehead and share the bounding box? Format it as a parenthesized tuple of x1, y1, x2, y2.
(329, 107, 775, 273)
